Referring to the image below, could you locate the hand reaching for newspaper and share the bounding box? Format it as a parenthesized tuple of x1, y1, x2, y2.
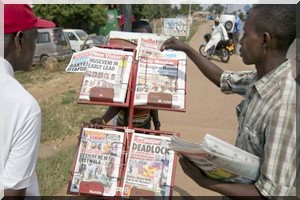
(89, 117, 105, 129)
(160, 36, 188, 52)
(178, 154, 217, 188)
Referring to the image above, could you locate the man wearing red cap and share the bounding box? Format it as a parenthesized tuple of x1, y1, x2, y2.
(1, 4, 55, 197)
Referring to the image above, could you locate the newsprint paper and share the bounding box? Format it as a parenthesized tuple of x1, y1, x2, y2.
(78, 47, 133, 103)
(122, 133, 176, 198)
(65, 48, 93, 73)
(134, 53, 186, 109)
(170, 134, 260, 183)
(69, 128, 125, 196)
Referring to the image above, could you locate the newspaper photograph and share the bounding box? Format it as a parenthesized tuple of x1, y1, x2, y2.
(69, 128, 125, 196)
(170, 134, 260, 183)
(78, 47, 133, 103)
(134, 55, 186, 109)
(122, 133, 175, 197)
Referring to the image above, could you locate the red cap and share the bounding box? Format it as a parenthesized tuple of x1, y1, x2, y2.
(4, 4, 56, 34)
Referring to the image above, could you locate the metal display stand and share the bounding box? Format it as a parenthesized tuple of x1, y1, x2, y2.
(69, 39, 183, 198)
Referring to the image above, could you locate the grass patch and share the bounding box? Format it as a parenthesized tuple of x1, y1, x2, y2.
(187, 20, 205, 42)
(179, 20, 206, 42)
(36, 145, 76, 196)
(40, 89, 105, 142)
(15, 57, 71, 85)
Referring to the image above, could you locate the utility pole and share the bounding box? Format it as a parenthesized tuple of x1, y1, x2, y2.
(122, 4, 132, 32)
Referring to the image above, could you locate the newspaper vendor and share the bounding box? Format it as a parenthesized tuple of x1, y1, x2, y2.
(160, 4, 296, 199)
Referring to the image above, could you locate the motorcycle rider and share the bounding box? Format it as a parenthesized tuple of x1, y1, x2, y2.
(204, 17, 229, 56)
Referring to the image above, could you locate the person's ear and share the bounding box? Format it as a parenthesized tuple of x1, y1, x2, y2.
(14, 31, 24, 53)
(262, 32, 272, 50)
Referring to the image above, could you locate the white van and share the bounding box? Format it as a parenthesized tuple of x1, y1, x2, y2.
(63, 29, 93, 52)
(33, 28, 72, 65)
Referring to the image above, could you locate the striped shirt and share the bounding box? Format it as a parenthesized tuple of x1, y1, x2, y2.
(220, 60, 296, 198)
(117, 108, 151, 128)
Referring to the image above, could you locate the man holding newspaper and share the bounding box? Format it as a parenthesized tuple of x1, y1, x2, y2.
(161, 4, 296, 199)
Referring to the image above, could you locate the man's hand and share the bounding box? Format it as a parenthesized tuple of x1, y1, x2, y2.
(153, 121, 161, 130)
(89, 117, 105, 129)
(178, 154, 216, 188)
(160, 36, 188, 52)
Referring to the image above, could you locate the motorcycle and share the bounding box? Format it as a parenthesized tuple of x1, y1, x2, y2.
(199, 33, 234, 63)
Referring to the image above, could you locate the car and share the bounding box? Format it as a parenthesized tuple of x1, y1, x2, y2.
(220, 14, 235, 33)
(63, 29, 93, 52)
(81, 34, 107, 50)
(33, 28, 72, 65)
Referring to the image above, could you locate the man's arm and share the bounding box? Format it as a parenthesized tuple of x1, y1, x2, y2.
(179, 155, 266, 199)
(90, 106, 121, 126)
(4, 189, 26, 197)
(161, 37, 223, 87)
(150, 110, 160, 130)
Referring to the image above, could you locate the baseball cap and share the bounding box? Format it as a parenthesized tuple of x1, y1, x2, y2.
(4, 4, 56, 34)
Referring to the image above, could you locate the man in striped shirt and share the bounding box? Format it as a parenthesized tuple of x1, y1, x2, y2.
(161, 4, 296, 199)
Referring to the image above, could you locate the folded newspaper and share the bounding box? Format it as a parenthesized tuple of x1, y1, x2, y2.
(170, 134, 260, 183)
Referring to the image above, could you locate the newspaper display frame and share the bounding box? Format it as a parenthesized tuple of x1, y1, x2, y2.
(170, 134, 260, 183)
(75, 46, 135, 106)
(134, 53, 186, 111)
(121, 132, 177, 198)
(67, 127, 126, 196)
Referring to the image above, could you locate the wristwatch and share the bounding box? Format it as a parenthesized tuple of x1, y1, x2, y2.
(154, 121, 161, 128)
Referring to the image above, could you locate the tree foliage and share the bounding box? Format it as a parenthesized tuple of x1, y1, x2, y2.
(207, 4, 225, 15)
(132, 4, 173, 22)
(180, 4, 203, 15)
(33, 4, 106, 32)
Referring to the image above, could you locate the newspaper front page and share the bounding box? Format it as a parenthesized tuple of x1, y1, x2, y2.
(134, 53, 186, 109)
(122, 133, 175, 197)
(69, 128, 125, 196)
(135, 34, 171, 60)
(78, 47, 133, 103)
(65, 48, 93, 73)
(170, 134, 260, 183)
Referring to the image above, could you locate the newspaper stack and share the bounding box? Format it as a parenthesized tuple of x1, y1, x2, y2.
(134, 34, 187, 110)
(170, 134, 260, 183)
(66, 47, 134, 103)
(68, 128, 125, 196)
(122, 133, 176, 197)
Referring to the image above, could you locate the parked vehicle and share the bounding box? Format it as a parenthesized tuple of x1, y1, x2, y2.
(33, 28, 72, 65)
(64, 29, 93, 52)
(219, 14, 235, 34)
(81, 34, 107, 50)
(199, 33, 233, 63)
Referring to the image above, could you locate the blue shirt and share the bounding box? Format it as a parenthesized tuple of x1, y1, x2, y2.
(234, 16, 242, 33)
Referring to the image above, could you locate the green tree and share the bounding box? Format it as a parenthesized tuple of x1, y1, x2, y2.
(180, 4, 203, 15)
(132, 4, 173, 22)
(207, 4, 225, 16)
(33, 4, 106, 33)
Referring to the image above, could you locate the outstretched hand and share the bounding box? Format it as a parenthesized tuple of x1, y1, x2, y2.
(160, 36, 188, 52)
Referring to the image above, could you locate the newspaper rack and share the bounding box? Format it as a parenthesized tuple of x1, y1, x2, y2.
(77, 40, 137, 108)
(67, 123, 179, 198)
(68, 38, 186, 198)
